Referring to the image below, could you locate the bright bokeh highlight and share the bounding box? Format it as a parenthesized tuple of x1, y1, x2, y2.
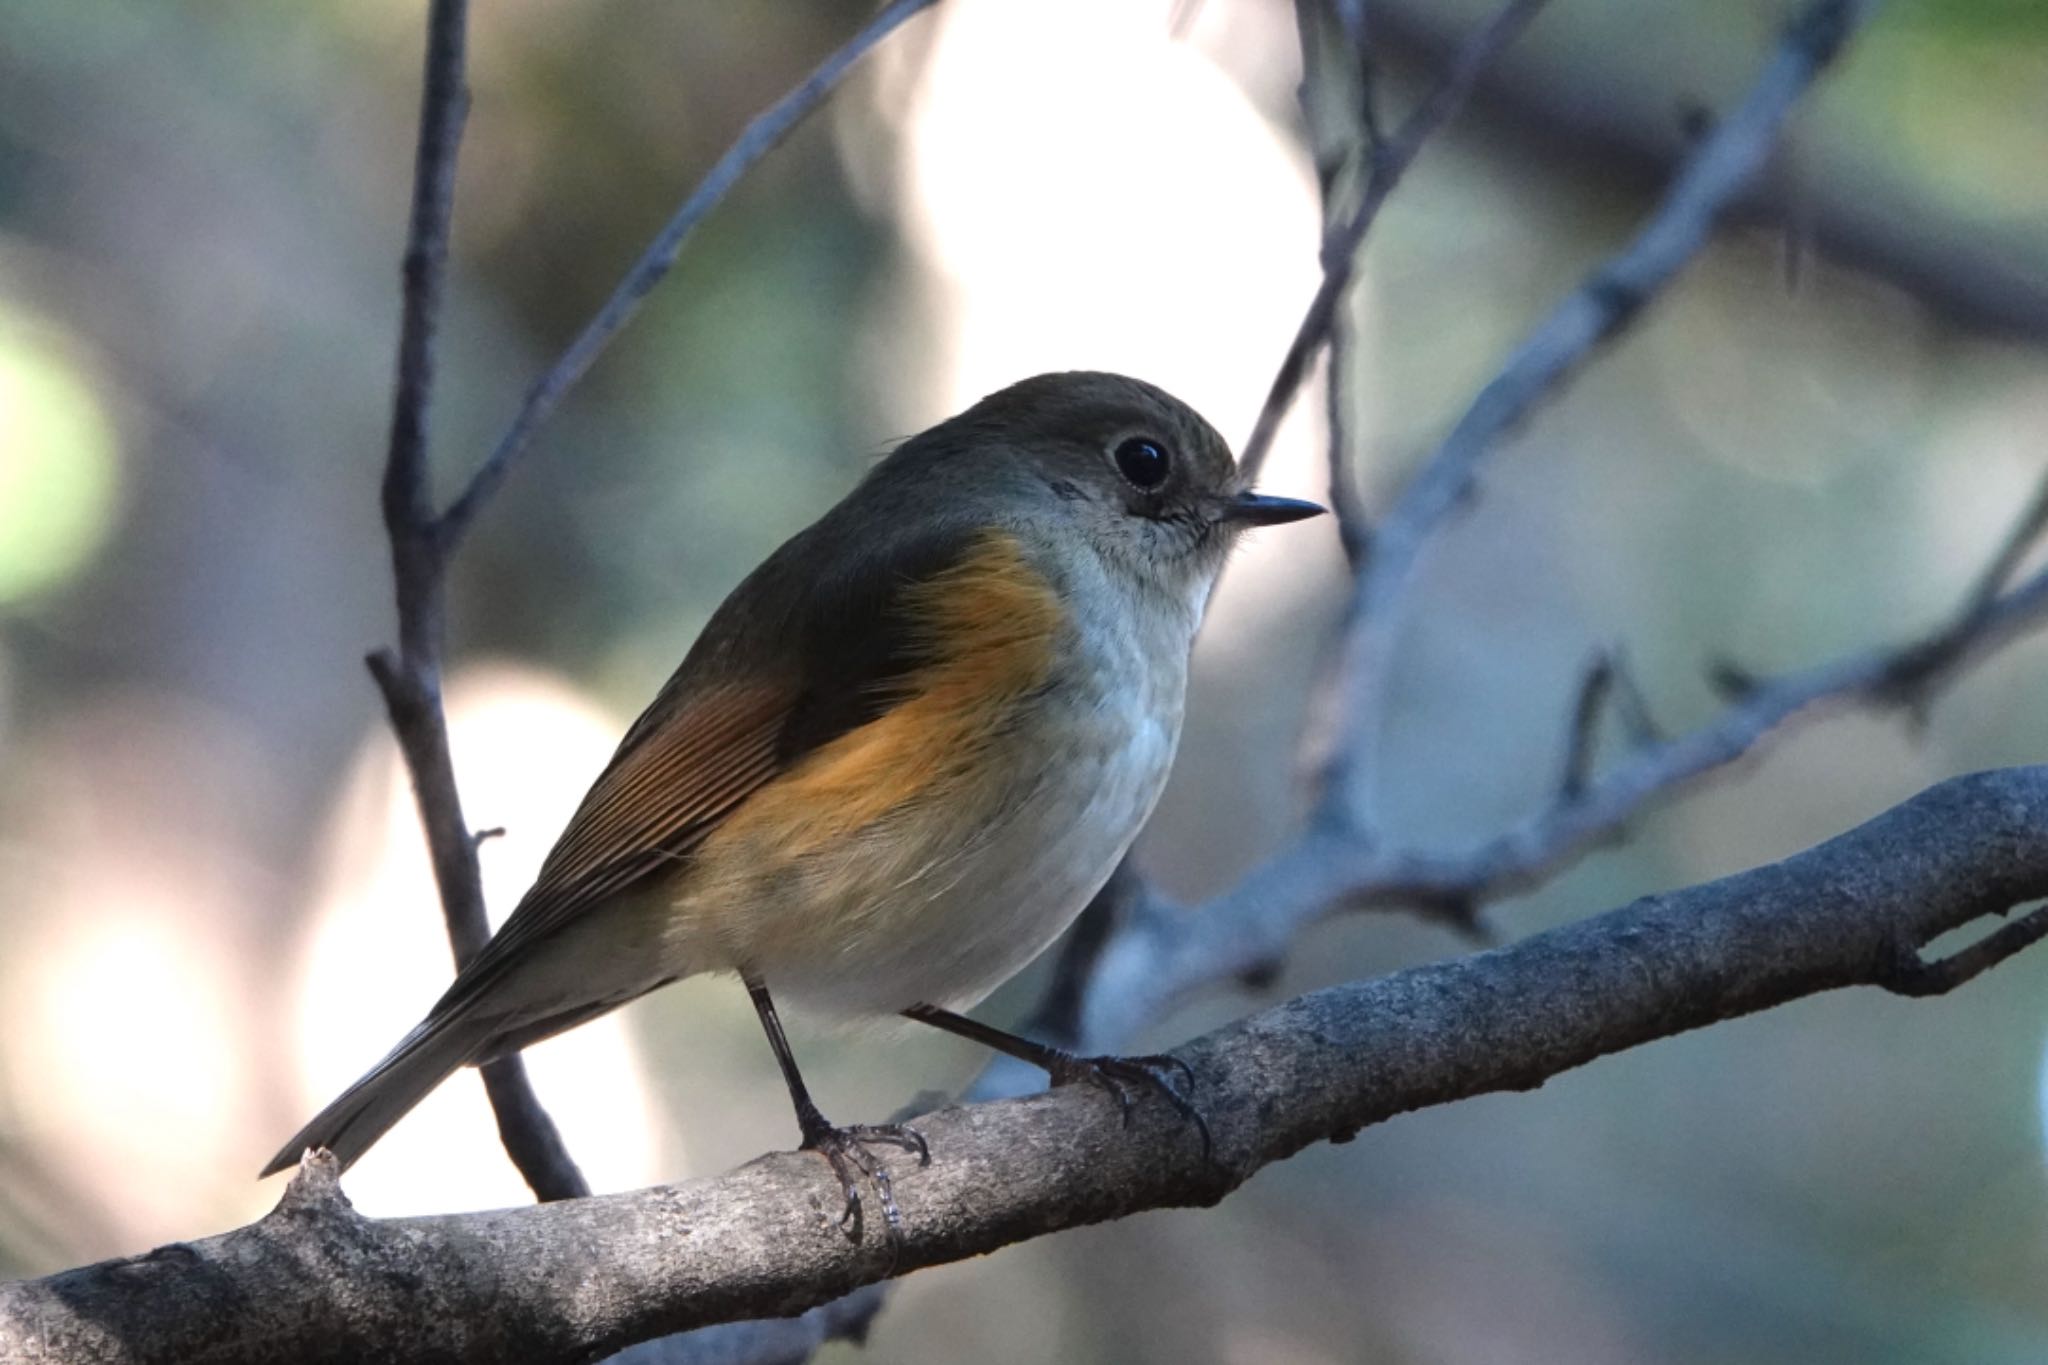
(288, 665, 664, 1216)
(0, 312, 121, 605)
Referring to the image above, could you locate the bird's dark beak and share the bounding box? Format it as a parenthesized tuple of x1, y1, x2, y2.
(1219, 491, 1327, 526)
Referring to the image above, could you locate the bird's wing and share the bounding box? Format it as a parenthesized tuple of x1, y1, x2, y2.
(422, 518, 1055, 1018)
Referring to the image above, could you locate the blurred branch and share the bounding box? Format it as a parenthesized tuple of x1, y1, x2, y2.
(1293, 0, 1383, 562)
(1076, 486, 2048, 1050)
(1553, 647, 1661, 801)
(1000, 0, 1883, 1136)
(602, 1288, 889, 1365)
(437, 0, 941, 550)
(12, 768, 2048, 1363)
(362, 0, 590, 1204)
(1959, 469, 2048, 622)
(1368, 0, 2048, 345)
(1554, 650, 1619, 802)
(1317, 0, 1877, 828)
(1239, 0, 1552, 483)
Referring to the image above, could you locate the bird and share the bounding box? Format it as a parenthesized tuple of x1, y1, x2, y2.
(263, 370, 1324, 1227)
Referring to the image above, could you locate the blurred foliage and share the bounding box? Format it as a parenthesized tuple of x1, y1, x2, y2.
(1898, 0, 2048, 35)
(0, 317, 119, 607)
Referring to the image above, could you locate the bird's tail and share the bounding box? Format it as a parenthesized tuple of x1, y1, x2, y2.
(259, 1013, 486, 1179)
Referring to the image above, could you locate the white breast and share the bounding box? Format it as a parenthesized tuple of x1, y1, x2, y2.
(761, 571, 1192, 1020)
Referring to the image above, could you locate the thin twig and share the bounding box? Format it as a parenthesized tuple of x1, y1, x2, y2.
(365, 0, 591, 1203)
(1957, 466, 2048, 625)
(1292, 0, 1382, 560)
(1605, 645, 1662, 745)
(1883, 902, 2048, 997)
(1322, 320, 1372, 565)
(1555, 651, 1615, 802)
(1343, 0, 1388, 157)
(1554, 646, 1666, 792)
(381, 0, 466, 676)
(1239, 0, 1552, 483)
(368, 0, 948, 1217)
(437, 0, 941, 550)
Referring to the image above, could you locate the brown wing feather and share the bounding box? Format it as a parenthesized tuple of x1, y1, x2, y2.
(434, 682, 794, 1008)
(421, 518, 990, 1019)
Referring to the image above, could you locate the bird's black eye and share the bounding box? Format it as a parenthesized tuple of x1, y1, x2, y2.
(1113, 437, 1171, 490)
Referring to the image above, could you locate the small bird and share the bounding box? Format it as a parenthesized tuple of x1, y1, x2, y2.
(264, 371, 1322, 1224)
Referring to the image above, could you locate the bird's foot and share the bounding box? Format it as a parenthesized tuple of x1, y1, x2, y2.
(799, 1116, 930, 1235)
(1044, 1050, 1212, 1157)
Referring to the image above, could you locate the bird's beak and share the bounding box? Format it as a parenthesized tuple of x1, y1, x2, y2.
(1218, 490, 1327, 526)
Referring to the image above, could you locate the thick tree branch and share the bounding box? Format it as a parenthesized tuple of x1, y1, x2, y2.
(9, 768, 2047, 1364)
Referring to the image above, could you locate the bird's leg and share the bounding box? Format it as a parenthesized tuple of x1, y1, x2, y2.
(744, 973, 928, 1234)
(902, 1003, 1211, 1157)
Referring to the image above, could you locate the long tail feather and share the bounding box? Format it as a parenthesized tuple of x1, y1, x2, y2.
(259, 1016, 483, 1178)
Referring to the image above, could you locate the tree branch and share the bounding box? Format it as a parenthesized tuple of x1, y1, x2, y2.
(1316, 0, 1878, 826)
(361, 0, 590, 1204)
(1293, 0, 1378, 562)
(10, 767, 2047, 1364)
(1240, 0, 1551, 483)
(356, 0, 946, 1211)
(956, 0, 1899, 1188)
(1075, 469, 2048, 1052)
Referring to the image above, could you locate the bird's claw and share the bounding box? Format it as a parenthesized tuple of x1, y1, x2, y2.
(800, 1120, 929, 1235)
(1046, 1051, 1212, 1158)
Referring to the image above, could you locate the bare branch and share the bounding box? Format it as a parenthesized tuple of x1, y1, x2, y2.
(1239, 0, 1552, 483)
(10, 768, 2046, 1364)
(1293, 0, 1380, 562)
(381, 0, 467, 632)
(1316, 0, 1877, 826)
(436, 0, 941, 550)
(1078, 503, 2048, 1051)
(1554, 650, 1616, 802)
(1605, 645, 1662, 746)
(1883, 901, 2048, 998)
(1550, 647, 1661, 799)
(1955, 467, 2048, 634)
(364, 0, 589, 1203)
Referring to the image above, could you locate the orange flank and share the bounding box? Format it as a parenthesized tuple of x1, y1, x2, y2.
(713, 531, 1063, 860)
